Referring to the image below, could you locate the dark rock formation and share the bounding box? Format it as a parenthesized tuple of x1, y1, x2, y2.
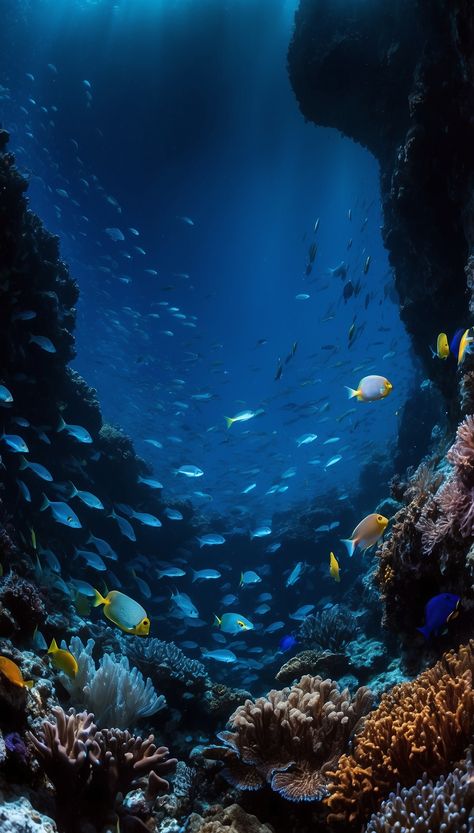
(288, 0, 474, 410)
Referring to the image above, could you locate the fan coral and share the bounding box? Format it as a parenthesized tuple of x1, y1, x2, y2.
(58, 637, 165, 728)
(325, 640, 474, 827)
(126, 636, 209, 693)
(203, 674, 372, 802)
(365, 755, 474, 833)
(297, 606, 358, 652)
(27, 706, 177, 833)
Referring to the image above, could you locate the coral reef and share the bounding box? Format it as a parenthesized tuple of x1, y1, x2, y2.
(325, 640, 474, 827)
(204, 674, 372, 802)
(0, 787, 58, 833)
(58, 637, 165, 728)
(0, 574, 46, 639)
(126, 636, 209, 696)
(365, 754, 474, 833)
(297, 606, 358, 653)
(288, 0, 474, 402)
(186, 804, 275, 833)
(275, 651, 348, 685)
(27, 706, 177, 833)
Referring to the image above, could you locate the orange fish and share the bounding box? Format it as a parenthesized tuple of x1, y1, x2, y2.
(341, 513, 388, 557)
(0, 656, 33, 688)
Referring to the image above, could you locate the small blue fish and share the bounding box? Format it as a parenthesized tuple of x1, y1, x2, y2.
(1, 434, 29, 453)
(197, 533, 225, 547)
(157, 567, 186, 579)
(12, 309, 36, 321)
(40, 496, 81, 528)
(29, 334, 56, 353)
(240, 570, 262, 587)
(265, 621, 285, 633)
(17, 479, 31, 502)
(286, 561, 305, 587)
(69, 483, 104, 510)
(192, 569, 221, 582)
(86, 534, 118, 560)
(0, 385, 13, 405)
(19, 456, 53, 482)
(289, 604, 315, 621)
(138, 476, 163, 489)
(75, 549, 107, 571)
(171, 590, 199, 618)
(214, 613, 253, 634)
(279, 635, 297, 652)
(57, 418, 92, 444)
(110, 510, 136, 541)
(201, 648, 237, 664)
(417, 593, 460, 639)
(164, 508, 183, 521)
(132, 510, 162, 527)
(250, 526, 271, 539)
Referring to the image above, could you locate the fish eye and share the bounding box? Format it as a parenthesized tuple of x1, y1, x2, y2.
(67, 516, 73, 524)
(377, 515, 384, 523)
(143, 619, 150, 626)
(237, 620, 246, 628)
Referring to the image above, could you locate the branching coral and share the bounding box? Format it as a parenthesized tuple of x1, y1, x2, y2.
(27, 706, 177, 833)
(204, 674, 372, 802)
(325, 640, 474, 827)
(126, 636, 209, 694)
(58, 637, 165, 728)
(297, 606, 358, 653)
(365, 754, 474, 833)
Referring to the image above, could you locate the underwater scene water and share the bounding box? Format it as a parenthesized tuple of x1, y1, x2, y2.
(0, 1, 472, 832)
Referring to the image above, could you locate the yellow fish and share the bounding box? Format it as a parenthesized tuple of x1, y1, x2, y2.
(93, 589, 150, 636)
(431, 332, 449, 360)
(341, 513, 388, 557)
(329, 551, 340, 582)
(345, 375, 392, 402)
(47, 639, 78, 679)
(0, 656, 33, 688)
(458, 328, 473, 365)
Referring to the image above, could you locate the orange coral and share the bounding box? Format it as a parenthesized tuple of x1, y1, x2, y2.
(325, 640, 474, 827)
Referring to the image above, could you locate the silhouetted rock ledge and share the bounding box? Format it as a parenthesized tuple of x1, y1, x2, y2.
(288, 0, 474, 408)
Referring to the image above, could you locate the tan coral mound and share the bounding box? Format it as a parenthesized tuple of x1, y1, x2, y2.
(325, 640, 474, 826)
(204, 675, 372, 802)
(187, 804, 274, 833)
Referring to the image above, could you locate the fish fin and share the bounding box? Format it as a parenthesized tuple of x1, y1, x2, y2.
(340, 538, 356, 557)
(48, 638, 58, 655)
(417, 625, 430, 639)
(224, 416, 234, 429)
(18, 455, 28, 470)
(213, 614, 221, 627)
(429, 346, 436, 358)
(239, 572, 244, 586)
(24, 680, 34, 689)
(67, 481, 77, 497)
(57, 416, 66, 432)
(39, 494, 49, 512)
(92, 588, 107, 608)
(344, 386, 359, 400)
(191, 570, 198, 583)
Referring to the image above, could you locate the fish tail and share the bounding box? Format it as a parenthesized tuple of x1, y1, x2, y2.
(341, 537, 356, 557)
(239, 572, 244, 586)
(417, 625, 430, 640)
(213, 614, 221, 628)
(344, 386, 359, 400)
(92, 588, 107, 608)
(67, 481, 78, 497)
(24, 680, 34, 689)
(39, 494, 49, 512)
(191, 570, 198, 583)
(57, 416, 66, 432)
(224, 416, 234, 429)
(48, 638, 58, 654)
(18, 455, 28, 470)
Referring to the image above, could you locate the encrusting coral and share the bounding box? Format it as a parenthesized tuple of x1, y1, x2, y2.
(203, 674, 372, 802)
(27, 706, 177, 833)
(325, 640, 474, 827)
(365, 753, 474, 833)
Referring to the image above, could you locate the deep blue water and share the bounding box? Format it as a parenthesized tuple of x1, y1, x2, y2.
(0, 0, 420, 685)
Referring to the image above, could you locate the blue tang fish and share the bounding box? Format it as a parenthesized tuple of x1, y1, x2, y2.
(417, 593, 460, 639)
(279, 635, 297, 652)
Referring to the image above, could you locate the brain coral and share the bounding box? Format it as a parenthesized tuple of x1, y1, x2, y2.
(325, 640, 474, 827)
(204, 674, 372, 802)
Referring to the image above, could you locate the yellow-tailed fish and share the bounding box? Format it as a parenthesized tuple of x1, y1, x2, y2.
(0, 656, 33, 688)
(345, 375, 392, 402)
(329, 551, 340, 582)
(458, 328, 473, 365)
(341, 513, 388, 557)
(93, 589, 150, 636)
(47, 638, 78, 679)
(430, 332, 449, 360)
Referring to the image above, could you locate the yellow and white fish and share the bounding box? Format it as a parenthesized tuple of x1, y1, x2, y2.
(341, 513, 388, 557)
(345, 375, 392, 402)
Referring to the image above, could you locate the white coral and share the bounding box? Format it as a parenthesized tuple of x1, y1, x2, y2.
(59, 636, 165, 728)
